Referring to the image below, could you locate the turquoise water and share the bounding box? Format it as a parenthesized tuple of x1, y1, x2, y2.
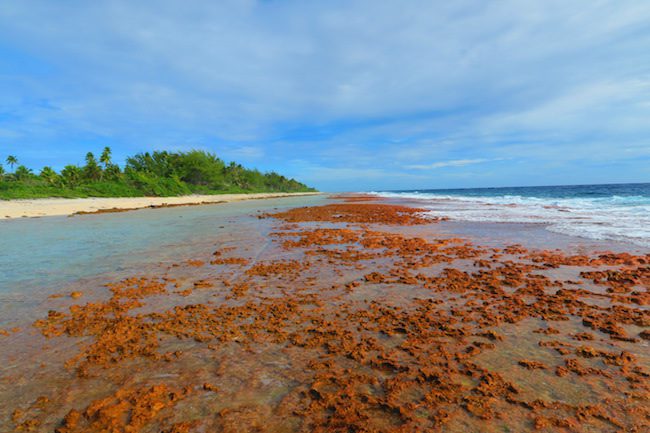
(0, 195, 325, 323)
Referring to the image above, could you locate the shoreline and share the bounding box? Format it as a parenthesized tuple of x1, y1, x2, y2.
(369, 191, 650, 250)
(1, 198, 648, 431)
(0, 192, 322, 219)
(3, 198, 648, 431)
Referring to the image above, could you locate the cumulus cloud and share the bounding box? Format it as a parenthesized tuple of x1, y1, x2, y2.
(0, 0, 648, 189)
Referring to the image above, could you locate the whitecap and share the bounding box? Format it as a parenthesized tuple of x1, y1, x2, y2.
(369, 191, 650, 248)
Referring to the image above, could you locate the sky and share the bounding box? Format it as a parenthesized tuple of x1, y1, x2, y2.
(0, 1, 649, 191)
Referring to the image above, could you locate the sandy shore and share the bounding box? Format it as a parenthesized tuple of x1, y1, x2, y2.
(0, 192, 321, 219)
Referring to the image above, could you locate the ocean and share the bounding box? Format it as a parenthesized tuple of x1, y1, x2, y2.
(370, 183, 650, 248)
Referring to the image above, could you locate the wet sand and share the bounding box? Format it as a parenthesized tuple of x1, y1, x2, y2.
(0, 195, 648, 432)
(0, 192, 321, 219)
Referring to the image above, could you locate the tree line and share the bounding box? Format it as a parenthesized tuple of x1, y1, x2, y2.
(0, 148, 315, 199)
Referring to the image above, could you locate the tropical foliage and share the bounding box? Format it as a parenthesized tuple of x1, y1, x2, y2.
(0, 148, 315, 199)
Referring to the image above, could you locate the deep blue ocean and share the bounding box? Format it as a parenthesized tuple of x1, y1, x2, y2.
(389, 182, 650, 200)
(372, 183, 650, 247)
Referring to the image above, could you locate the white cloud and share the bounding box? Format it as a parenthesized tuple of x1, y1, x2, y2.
(481, 78, 650, 135)
(0, 1, 649, 188)
(405, 159, 497, 170)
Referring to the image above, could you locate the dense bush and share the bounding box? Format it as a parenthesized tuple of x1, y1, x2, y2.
(0, 149, 315, 199)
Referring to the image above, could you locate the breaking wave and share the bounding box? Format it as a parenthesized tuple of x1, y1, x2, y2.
(370, 185, 650, 248)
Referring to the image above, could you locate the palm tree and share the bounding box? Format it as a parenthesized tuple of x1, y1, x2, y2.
(39, 166, 59, 185)
(99, 147, 113, 181)
(6, 155, 17, 170)
(104, 162, 121, 180)
(0, 164, 5, 178)
(100, 147, 112, 169)
(13, 165, 33, 181)
(61, 165, 82, 187)
(83, 152, 101, 181)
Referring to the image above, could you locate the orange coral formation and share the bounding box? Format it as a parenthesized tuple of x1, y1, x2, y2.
(55, 384, 191, 433)
(262, 203, 445, 225)
(6, 201, 648, 432)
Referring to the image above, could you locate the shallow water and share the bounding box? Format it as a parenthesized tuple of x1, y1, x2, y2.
(0, 195, 647, 432)
(0, 195, 326, 325)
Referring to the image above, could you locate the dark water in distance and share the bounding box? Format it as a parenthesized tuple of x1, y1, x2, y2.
(385, 182, 650, 199)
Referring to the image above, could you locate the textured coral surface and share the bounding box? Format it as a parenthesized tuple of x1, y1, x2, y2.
(2, 199, 648, 432)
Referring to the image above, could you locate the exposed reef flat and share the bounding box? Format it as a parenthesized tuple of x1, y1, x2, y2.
(1, 195, 648, 432)
(0, 192, 321, 219)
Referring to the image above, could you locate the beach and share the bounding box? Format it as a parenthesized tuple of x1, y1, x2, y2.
(0, 192, 321, 219)
(3, 1, 647, 430)
(0, 194, 648, 432)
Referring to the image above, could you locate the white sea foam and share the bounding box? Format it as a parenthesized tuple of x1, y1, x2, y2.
(369, 191, 650, 248)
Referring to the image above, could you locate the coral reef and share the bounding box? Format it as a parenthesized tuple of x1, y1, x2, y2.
(5, 202, 649, 432)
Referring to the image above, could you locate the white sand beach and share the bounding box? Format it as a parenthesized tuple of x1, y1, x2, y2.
(0, 192, 321, 219)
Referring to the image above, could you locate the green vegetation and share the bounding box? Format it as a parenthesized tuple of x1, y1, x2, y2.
(0, 148, 315, 199)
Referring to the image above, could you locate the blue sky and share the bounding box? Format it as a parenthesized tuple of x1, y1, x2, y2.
(0, 1, 649, 191)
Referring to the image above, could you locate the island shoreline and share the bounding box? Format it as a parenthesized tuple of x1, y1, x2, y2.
(0, 192, 322, 219)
